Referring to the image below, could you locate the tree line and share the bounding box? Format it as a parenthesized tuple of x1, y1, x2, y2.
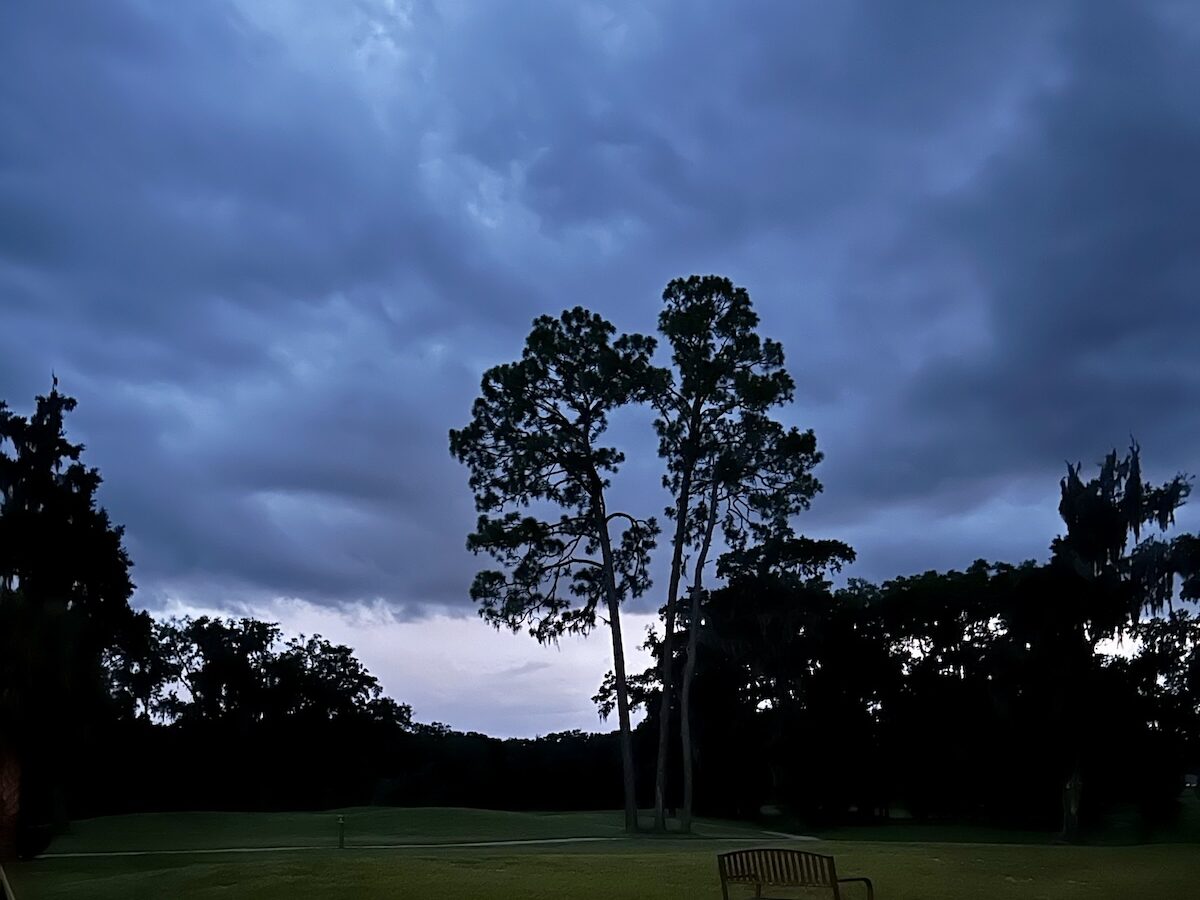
(450, 275, 1200, 838)
(610, 490, 1200, 836)
(0, 384, 647, 855)
(2, 276, 1199, 858)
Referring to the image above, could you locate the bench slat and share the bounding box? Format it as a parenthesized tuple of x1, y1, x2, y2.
(717, 848, 836, 886)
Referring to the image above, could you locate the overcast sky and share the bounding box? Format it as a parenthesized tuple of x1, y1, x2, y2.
(3, 0, 1199, 736)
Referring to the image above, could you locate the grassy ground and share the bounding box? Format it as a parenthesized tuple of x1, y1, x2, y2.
(6, 808, 1199, 899)
(34, 807, 765, 854)
(810, 790, 1200, 846)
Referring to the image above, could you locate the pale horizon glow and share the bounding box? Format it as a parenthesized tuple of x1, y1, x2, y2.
(158, 597, 657, 739)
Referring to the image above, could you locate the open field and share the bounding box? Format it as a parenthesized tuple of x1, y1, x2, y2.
(6, 808, 1200, 899)
(33, 807, 765, 854)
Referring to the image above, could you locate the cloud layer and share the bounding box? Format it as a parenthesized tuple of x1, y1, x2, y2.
(3, 0, 1198, 626)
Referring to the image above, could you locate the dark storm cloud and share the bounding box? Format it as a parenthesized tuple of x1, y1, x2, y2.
(803, 0, 1200, 571)
(920, 0, 1200, 460)
(0, 0, 524, 608)
(2, 0, 1197, 608)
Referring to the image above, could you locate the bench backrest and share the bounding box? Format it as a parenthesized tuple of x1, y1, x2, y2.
(718, 849, 838, 893)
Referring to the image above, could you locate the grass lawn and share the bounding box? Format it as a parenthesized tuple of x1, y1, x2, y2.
(31, 807, 764, 854)
(5, 808, 1199, 899)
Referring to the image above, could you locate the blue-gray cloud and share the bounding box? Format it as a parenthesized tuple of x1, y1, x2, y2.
(1, 0, 1197, 615)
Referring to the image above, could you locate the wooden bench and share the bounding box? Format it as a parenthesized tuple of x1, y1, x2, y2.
(717, 848, 874, 899)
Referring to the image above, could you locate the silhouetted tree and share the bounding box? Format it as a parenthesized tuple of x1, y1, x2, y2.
(102, 611, 171, 723)
(147, 616, 411, 731)
(647, 275, 799, 830)
(449, 308, 662, 832)
(673, 413, 826, 829)
(0, 382, 137, 858)
(1173, 534, 1200, 602)
(1045, 442, 1191, 840)
(705, 535, 860, 819)
(76, 613, 420, 818)
(867, 562, 1023, 821)
(157, 616, 280, 725)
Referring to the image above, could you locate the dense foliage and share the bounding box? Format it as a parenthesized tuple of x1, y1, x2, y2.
(619, 445, 1200, 834)
(1, 383, 141, 857)
(80, 615, 639, 818)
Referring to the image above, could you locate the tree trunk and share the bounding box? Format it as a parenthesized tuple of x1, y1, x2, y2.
(680, 585, 701, 833)
(1056, 641, 1088, 844)
(0, 741, 19, 862)
(680, 477, 720, 833)
(606, 595, 639, 833)
(595, 500, 639, 833)
(1060, 767, 1083, 843)
(654, 464, 694, 832)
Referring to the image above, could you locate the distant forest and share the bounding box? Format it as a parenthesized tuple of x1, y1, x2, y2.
(3, 278, 1199, 859)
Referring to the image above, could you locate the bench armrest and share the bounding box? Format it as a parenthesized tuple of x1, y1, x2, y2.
(837, 876, 874, 900)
